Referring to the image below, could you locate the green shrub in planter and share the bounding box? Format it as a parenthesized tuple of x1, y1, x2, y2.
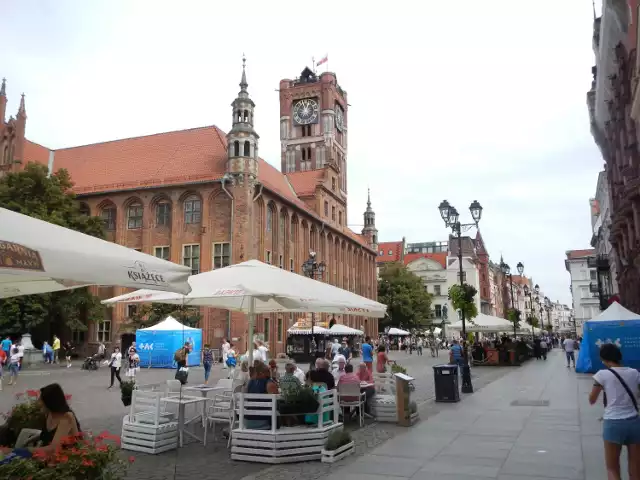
(325, 430, 352, 451)
(120, 380, 136, 407)
(277, 386, 319, 415)
(391, 363, 407, 375)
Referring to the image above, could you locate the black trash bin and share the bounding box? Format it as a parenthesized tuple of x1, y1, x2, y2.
(433, 364, 460, 403)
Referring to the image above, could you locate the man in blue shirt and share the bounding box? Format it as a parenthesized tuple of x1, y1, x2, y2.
(449, 339, 464, 374)
(0, 337, 11, 359)
(361, 336, 373, 373)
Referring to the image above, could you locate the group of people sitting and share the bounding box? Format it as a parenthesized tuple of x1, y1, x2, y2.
(237, 357, 376, 430)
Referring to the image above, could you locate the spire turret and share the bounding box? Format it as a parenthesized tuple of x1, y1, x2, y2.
(0, 78, 6, 123)
(17, 93, 26, 118)
(362, 188, 378, 250)
(0, 78, 6, 97)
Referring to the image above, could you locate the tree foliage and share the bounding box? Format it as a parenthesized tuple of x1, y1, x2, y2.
(128, 304, 202, 330)
(525, 315, 539, 329)
(447, 283, 478, 323)
(377, 263, 432, 330)
(507, 308, 521, 329)
(0, 163, 105, 341)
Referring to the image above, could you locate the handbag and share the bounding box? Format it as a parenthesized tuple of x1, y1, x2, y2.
(603, 368, 639, 412)
(175, 367, 189, 385)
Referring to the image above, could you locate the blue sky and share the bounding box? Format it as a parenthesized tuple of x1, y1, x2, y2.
(0, 0, 602, 304)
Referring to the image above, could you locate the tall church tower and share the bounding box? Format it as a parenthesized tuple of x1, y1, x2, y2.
(362, 189, 378, 251)
(0, 79, 27, 176)
(225, 56, 259, 264)
(278, 68, 348, 194)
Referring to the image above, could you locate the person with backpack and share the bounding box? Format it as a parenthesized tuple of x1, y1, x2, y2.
(174, 342, 191, 384)
(589, 343, 640, 479)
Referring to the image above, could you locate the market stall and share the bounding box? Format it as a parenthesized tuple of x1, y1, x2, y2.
(328, 324, 364, 357)
(286, 320, 330, 364)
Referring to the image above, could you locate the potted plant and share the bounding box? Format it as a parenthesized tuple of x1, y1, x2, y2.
(0, 392, 46, 448)
(391, 363, 407, 375)
(120, 380, 136, 407)
(277, 386, 319, 415)
(321, 429, 354, 463)
(408, 400, 419, 425)
(0, 431, 131, 479)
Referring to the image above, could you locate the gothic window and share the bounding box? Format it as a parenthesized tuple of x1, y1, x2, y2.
(302, 149, 307, 161)
(184, 197, 202, 224)
(332, 206, 336, 221)
(2, 145, 9, 165)
(266, 205, 273, 232)
(78, 203, 90, 216)
(233, 141, 240, 156)
(156, 202, 171, 226)
(280, 211, 286, 244)
(324, 201, 329, 216)
(101, 207, 116, 231)
(127, 204, 143, 229)
(244, 141, 251, 156)
(338, 211, 342, 225)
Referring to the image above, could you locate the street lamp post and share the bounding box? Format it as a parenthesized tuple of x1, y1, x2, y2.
(500, 261, 524, 338)
(438, 199, 482, 394)
(523, 283, 540, 337)
(544, 297, 552, 333)
(302, 251, 326, 369)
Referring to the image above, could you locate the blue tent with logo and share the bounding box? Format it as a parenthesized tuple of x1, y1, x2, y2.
(135, 316, 202, 368)
(576, 302, 640, 373)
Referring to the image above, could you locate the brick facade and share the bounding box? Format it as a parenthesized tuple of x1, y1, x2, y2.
(0, 63, 379, 355)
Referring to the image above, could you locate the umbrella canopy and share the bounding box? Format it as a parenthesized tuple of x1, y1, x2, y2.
(448, 313, 513, 332)
(387, 327, 410, 336)
(329, 324, 364, 336)
(102, 260, 386, 317)
(138, 316, 200, 331)
(0, 207, 192, 298)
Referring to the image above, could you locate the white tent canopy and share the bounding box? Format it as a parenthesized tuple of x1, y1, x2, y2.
(329, 324, 364, 336)
(0, 207, 192, 298)
(103, 260, 386, 362)
(448, 313, 513, 332)
(138, 316, 200, 331)
(387, 327, 410, 336)
(591, 302, 640, 322)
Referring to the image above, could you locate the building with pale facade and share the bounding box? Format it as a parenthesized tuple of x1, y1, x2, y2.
(565, 249, 600, 335)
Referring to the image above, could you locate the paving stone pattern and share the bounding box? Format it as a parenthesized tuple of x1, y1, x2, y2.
(0, 351, 516, 480)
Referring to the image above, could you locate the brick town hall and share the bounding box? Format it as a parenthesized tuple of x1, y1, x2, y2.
(0, 61, 380, 356)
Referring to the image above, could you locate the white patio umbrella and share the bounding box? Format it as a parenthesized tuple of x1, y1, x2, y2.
(328, 324, 364, 336)
(288, 323, 331, 335)
(0, 207, 192, 298)
(387, 327, 410, 336)
(448, 313, 514, 333)
(102, 260, 387, 362)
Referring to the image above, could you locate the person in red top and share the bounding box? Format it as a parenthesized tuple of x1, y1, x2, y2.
(0, 349, 7, 390)
(338, 364, 362, 402)
(376, 344, 389, 373)
(357, 362, 373, 383)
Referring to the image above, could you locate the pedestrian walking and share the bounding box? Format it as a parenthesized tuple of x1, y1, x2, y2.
(63, 341, 74, 368)
(126, 352, 140, 380)
(589, 343, 640, 480)
(563, 337, 577, 368)
(52, 335, 60, 364)
(540, 338, 548, 360)
(361, 336, 374, 373)
(0, 336, 11, 362)
(7, 346, 20, 386)
(107, 347, 123, 389)
(202, 343, 214, 384)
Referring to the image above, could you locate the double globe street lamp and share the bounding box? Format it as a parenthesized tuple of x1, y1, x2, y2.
(302, 251, 326, 367)
(438, 199, 482, 394)
(500, 260, 524, 338)
(523, 283, 540, 337)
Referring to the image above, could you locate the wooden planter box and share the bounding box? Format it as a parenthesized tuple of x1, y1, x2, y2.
(321, 441, 354, 463)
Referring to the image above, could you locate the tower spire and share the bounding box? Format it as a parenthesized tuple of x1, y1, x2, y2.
(240, 53, 248, 93)
(362, 189, 378, 250)
(0, 78, 6, 97)
(18, 93, 26, 117)
(367, 187, 371, 209)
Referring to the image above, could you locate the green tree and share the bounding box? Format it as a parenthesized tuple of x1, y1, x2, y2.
(0, 163, 105, 342)
(507, 308, 522, 330)
(447, 283, 478, 323)
(525, 315, 539, 329)
(128, 304, 202, 330)
(377, 263, 432, 330)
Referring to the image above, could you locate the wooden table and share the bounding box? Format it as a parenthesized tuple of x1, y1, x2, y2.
(161, 395, 209, 447)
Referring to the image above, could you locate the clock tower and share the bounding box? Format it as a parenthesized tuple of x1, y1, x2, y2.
(279, 67, 348, 194)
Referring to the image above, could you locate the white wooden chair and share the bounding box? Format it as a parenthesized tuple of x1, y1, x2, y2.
(204, 384, 242, 446)
(337, 382, 366, 427)
(121, 390, 178, 454)
(213, 378, 233, 390)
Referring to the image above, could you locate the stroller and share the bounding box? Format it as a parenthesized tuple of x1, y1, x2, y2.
(81, 354, 100, 371)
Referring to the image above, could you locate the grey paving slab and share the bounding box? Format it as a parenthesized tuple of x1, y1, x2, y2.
(499, 460, 583, 480)
(340, 454, 423, 477)
(327, 474, 409, 480)
(497, 476, 575, 480)
(410, 473, 480, 480)
(417, 460, 501, 478)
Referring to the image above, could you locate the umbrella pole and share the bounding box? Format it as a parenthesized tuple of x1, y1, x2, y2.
(247, 297, 255, 365)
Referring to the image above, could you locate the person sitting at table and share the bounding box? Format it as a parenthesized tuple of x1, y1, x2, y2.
(244, 361, 278, 430)
(332, 355, 347, 383)
(338, 364, 374, 417)
(268, 359, 279, 381)
(357, 362, 373, 383)
(279, 363, 302, 394)
(232, 360, 250, 386)
(306, 358, 335, 390)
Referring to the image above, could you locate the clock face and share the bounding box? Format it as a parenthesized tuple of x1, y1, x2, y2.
(293, 98, 319, 125)
(335, 106, 344, 131)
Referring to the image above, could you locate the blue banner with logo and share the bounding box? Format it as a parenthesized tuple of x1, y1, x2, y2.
(576, 319, 640, 373)
(136, 328, 202, 368)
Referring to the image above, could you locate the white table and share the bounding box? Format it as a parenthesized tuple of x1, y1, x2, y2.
(184, 385, 229, 426)
(161, 395, 209, 447)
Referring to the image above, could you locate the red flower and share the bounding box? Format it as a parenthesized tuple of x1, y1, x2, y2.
(81, 459, 95, 467)
(55, 454, 69, 463)
(32, 448, 48, 460)
(65, 394, 72, 401)
(96, 445, 108, 452)
(26, 389, 39, 398)
(128, 455, 135, 464)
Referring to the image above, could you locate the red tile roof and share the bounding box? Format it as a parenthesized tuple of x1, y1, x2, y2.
(24, 139, 50, 166)
(377, 241, 403, 263)
(287, 170, 323, 196)
(403, 252, 447, 269)
(41, 125, 372, 250)
(566, 249, 596, 260)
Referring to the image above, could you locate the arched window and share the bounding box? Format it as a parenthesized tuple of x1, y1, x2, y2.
(127, 203, 143, 229)
(233, 141, 240, 156)
(236, 110, 242, 123)
(244, 141, 251, 157)
(101, 207, 116, 231)
(2, 145, 8, 165)
(78, 203, 90, 216)
(184, 196, 202, 224)
(266, 206, 273, 232)
(243, 110, 249, 122)
(280, 211, 286, 245)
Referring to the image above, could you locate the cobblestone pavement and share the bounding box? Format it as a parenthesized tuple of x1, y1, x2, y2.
(0, 350, 522, 480)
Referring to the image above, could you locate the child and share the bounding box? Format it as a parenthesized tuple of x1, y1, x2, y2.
(7, 347, 20, 386)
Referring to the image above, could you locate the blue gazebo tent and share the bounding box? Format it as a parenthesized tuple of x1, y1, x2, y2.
(576, 302, 640, 373)
(135, 316, 203, 368)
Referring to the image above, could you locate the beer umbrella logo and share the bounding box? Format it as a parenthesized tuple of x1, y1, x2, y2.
(126, 261, 167, 287)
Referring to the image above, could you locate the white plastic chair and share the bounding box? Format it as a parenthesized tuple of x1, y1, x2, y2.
(337, 382, 366, 427)
(205, 384, 242, 447)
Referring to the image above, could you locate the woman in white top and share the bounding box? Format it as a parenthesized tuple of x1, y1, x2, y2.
(589, 343, 640, 480)
(108, 347, 123, 389)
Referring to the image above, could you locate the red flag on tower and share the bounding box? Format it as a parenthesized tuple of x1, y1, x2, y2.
(316, 55, 328, 66)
